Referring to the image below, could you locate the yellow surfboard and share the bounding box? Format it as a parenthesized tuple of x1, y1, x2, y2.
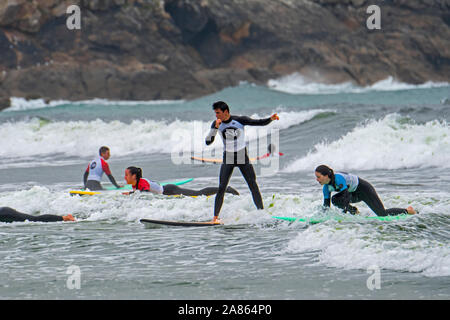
(69, 190, 102, 196)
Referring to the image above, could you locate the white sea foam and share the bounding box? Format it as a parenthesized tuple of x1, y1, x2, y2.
(268, 73, 450, 95)
(0, 109, 330, 164)
(1, 186, 448, 277)
(284, 114, 450, 171)
(3, 97, 184, 112)
(272, 191, 450, 277)
(285, 217, 450, 277)
(0, 185, 277, 225)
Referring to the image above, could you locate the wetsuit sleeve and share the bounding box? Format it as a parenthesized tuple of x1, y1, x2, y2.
(101, 159, 112, 175)
(323, 185, 331, 207)
(205, 120, 218, 145)
(137, 179, 150, 192)
(101, 159, 120, 188)
(330, 174, 351, 211)
(83, 166, 89, 188)
(235, 115, 273, 126)
(107, 174, 120, 188)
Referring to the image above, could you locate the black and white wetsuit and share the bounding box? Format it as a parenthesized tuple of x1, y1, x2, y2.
(206, 115, 273, 217)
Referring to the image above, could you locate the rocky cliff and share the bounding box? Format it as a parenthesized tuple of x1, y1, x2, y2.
(0, 0, 449, 106)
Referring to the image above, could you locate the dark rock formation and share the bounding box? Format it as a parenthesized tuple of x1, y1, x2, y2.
(0, 0, 449, 101)
(0, 96, 11, 111)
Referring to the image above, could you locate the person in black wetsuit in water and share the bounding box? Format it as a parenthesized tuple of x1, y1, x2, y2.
(205, 101, 279, 223)
(314, 165, 417, 216)
(0, 207, 75, 223)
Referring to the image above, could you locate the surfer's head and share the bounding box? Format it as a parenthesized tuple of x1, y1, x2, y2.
(212, 101, 229, 113)
(99, 146, 110, 160)
(125, 166, 142, 186)
(212, 101, 230, 121)
(315, 165, 334, 185)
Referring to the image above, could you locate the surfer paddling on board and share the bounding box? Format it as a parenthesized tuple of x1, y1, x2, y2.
(206, 101, 280, 223)
(123, 166, 239, 196)
(315, 165, 417, 216)
(83, 146, 123, 191)
(0, 207, 75, 223)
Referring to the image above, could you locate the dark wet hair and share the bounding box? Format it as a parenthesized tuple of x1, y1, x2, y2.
(315, 165, 334, 179)
(212, 101, 229, 113)
(99, 146, 110, 156)
(127, 166, 143, 187)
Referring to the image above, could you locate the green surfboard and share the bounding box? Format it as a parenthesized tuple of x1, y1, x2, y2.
(273, 214, 411, 225)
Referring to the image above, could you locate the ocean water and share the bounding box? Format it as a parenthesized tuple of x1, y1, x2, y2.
(0, 76, 449, 299)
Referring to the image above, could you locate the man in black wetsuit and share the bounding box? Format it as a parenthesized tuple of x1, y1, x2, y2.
(205, 101, 279, 223)
(0, 207, 75, 223)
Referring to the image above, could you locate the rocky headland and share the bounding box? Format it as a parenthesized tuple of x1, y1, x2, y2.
(0, 0, 449, 109)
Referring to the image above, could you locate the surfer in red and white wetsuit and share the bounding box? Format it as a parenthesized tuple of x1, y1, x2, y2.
(83, 146, 122, 190)
(123, 166, 239, 196)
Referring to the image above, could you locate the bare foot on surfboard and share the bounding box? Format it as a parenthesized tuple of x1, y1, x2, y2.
(212, 217, 223, 224)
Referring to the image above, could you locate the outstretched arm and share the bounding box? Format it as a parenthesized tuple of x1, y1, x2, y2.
(107, 174, 121, 188)
(101, 159, 121, 188)
(323, 185, 331, 208)
(237, 113, 279, 126)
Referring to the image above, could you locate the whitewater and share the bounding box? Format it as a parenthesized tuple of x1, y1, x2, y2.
(0, 76, 449, 299)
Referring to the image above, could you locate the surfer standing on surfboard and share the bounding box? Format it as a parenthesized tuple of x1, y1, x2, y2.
(315, 165, 417, 216)
(83, 146, 123, 191)
(205, 101, 279, 223)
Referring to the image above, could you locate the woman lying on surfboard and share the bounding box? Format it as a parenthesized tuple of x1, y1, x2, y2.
(314, 165, 416, 216)
(123, 166, 239, 196)
(0, 206, 75, 223)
